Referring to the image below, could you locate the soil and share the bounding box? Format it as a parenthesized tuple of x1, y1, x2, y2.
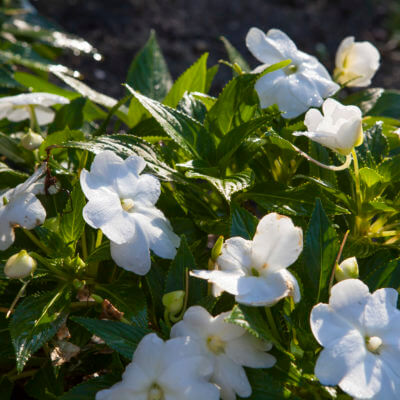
(32, 0, 400, 98)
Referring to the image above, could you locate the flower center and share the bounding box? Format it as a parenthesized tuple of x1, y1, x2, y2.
(148, 383, 164, 400)
(206, 335, 225, 354)
(2, 196, 8, 206)
(120, 198, 134, 212)
(366, 336, 383, 354)
(285, 64, 298, 75)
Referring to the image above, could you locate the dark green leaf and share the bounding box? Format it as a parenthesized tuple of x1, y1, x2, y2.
(126, 30, 172, 102)
(10, 289, 71, 372)
(48, 97, 85, 133)
(303, 199, 339, 303)
(0, 132, 35, 164)
(356, 122, 388, 167)
(177, 92, 207, 123)
(343, 88, 384, 115)
(230, 203, 258, 239)
(367, 90, 400, 119)
(71, 317, 149, 360)
(127, 87, 216, 162)
(59, 185, 86, 245)
(0, 162, 27, 188)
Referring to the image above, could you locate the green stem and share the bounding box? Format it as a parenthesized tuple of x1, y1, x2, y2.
(6, 280, 30, 318)
(351, 148, 361, 209)
(22, 229, 51, 256)
(81, 228, 88, 260)
(87, 230, 103, 277)
(28, 105, 41, 134)
(264, 307, 280, 343)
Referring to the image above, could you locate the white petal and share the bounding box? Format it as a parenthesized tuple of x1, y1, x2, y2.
(190, 269, 243, 296)
(310, 303, 355, 347)
(125, 155, 146, 175)
(329, 279, 370, 328)
(245, 27, 284, 65)
(134, 207, 180, 259)
(217, 236, 252, 273)
(314, 329, 366, 386)
(110, 223, 151, 275)
(170, 306, 212, 340)
(304, 108, 323, 131)
(339, 354, 383, 399)
(7, 106, 30, 122)
(82, 189, 135, 244)
(0, 210, 14, 251)
(235, 271, 296, 306)
(213, 355, 251, 399)
(130, 174, 160, 206)
(225, 334, 276, 368)
(266, 29, 298, 58)
(96, 383, 144, 400)
(251, 213, 303, 273)
(0, 92, 69, 107)
(254, 70, 285, 109)
(34, 105, 55, 125)
(6, 192, 46, 230)
(213, 311, 248, 341)
(335, 37, 354, 69)
(0, 103, 12, 119)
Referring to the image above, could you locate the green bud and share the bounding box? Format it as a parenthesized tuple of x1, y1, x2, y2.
(162, 290, 185, 316)
(211, 236, 224, 261)
(20, 129, 44, 151)
(72, 279, 85, 290)
(4, 250, 37, 279)
(335, 256, 359, 282)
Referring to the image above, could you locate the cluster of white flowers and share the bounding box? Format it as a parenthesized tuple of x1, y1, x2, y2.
(97, 306, 276, 400)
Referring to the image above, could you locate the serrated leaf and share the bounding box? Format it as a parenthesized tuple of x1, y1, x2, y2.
(63, 134, 184, 183)
(0, 132, 35, 164)
(127, 86, 216, 162)
(230, 203, 258, 239)
(71, 317, 149, 360)
(367, 89, 400, 119)
(356, 122, 388, 167)
(216, 116, 271, 167)
(378, 155, 400, 182)
(186, 169, 254, 202)
(59, 185, 86, 245)
(0, 161, 27, 188)
(303, 199, 339, 303)
(10, 289, 71, 372)
(220, 36, 250, 73)
(126, 30, 172, 102)
(163, 53, 208, 107)
(177, 92, 207, 123)
(359, 167, 387, 202)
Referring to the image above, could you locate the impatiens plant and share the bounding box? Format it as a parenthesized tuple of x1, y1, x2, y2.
(2, 3, 400, 399)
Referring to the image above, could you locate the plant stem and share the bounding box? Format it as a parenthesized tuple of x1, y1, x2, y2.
(351, 148, 361, 209)
(6, 280, 30, 318)
(22, 229, 50, 255)
(28, 105, 41, 134)
(328, 230, 350, 293)
(81, 228, 88, 260)
(265, 307, 280, 343)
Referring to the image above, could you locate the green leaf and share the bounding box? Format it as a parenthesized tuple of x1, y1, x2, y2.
(127, 87, 216, 162)
(356, 122, 388, 167)
(186, 169, 254, 202)
(303, 199, 339, 303)
(126, 30, 172, 102)
(378, 155, 400, 182)
(59, 185, 86, 245)
(0, 65, 23, 89)
(364, 257, 400, 291)
(0, 376, 13, 400)
(367, 90, 400, 119)
(230, 203, 258, 239)
(216, 116, 271, 167)
(60, 374, 120, 400)
(220, 36, 250, 73)
(63, 134, 184, 183)
(359, 167, 387, 202)
(226, 305, 290, 356)
(71, 317, 149, 360)
(163, 53, 208, 107)
(0, 132, 34, 164)
(0, 162, 27, 188)
(48, 97, 85, 133)
(343, 88, 384, 115)
(10, 288, 71, 372)
(177, 92, 207, 123)
(34, 226, 72, 257)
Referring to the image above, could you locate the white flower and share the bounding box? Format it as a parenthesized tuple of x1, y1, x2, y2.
(293, 98, 363, 155)
(4, 250, 37, 279)
(246, 27, 339, 119)
(334, 37, 380, 87)
(192, 213, 302, 306)
(310, 279, 400, 400)
(96, 333, 219, 400)
(80, 150, 180, 275)
(0, 166, 46, 251)
(0, 92, 70, 125)
(171, 306, 276, 400)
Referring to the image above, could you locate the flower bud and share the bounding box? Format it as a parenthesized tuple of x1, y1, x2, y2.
(20, 130, 44, 151)
(211, 236, 224, 261)
(334, 36, 380, 88)
(162, 290, 185, 316)
(4, 250, 37, 279)
(335, 257, 359, 282)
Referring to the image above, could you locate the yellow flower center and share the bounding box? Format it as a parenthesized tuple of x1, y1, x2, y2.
(206, 335, 225, 354)
(120, 198, 134, 212)
(285, 64, 298, 75)
(366, 336, 383, 354)
(148, 383, 164, 400)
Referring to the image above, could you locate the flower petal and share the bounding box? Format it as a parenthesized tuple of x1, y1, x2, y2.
(170, 306, 213, 339)
(314, 329, 366, 386)
(34, 105, 55, 125)
(246, 27, 284, 65)
(110, 223, 151, 275)
(217, 236, 252, 273)
(130, 174, 161, 206)
(304, 108, 323, 131)
(96, 383, 145, 400)
(0, 210, 14, 251)
(190, 270, 243, 296)
(6, 106, 30, 122)
(225, 334, 276, 368)
(251, 213, 303, 273)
